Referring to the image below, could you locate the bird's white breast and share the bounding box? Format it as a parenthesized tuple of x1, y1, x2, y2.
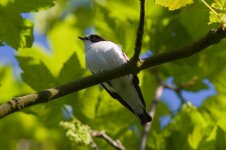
(84, 41, 127, 73)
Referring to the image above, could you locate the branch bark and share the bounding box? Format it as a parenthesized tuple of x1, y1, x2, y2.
(132, 0, 145, 62)
(0, 28, 226, 119)
(91, 130, 126, 150)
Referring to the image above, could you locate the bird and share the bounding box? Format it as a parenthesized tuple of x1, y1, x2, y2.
(78, 34, 152, 125)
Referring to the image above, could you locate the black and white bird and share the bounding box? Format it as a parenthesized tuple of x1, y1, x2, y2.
(78, 34, 152, 125)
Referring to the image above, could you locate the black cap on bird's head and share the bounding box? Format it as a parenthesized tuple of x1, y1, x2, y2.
(78, 34, 105, 43)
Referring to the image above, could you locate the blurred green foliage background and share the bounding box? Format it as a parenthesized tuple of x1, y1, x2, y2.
(0, 0, 226, 149)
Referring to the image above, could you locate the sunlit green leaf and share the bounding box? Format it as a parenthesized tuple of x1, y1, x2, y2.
(188, 125, 205, 149)
(58, 53, 85, 83)
(216, 127, 226, 150)
(207, 0, 226, 24)
(120, 129, 140, 150)
(92, 89, 137, 131)
(209, 70, 226, 95)
(0, 0, 54, 13)
(202, 95, 226, 122)
(94, 0, 139, 56)
(0, 13, 33, 49)
(155, 0, 193, 10)
(17, 56, 56, 90)
(0, 0, 54, 49)
(0, 66, 32, 102)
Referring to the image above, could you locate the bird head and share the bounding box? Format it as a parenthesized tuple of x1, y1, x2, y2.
(78, 34, 105, 43)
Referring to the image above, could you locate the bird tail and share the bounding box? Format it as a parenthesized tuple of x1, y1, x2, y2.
(137, 109, 152, 126)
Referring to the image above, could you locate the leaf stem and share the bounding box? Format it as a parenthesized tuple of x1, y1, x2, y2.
(201, 0, 219, 16)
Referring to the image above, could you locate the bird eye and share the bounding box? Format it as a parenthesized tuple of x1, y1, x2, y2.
(89, 34, 104, 42)
(89, 35, 97, 42)
(90, 35, 96, 40)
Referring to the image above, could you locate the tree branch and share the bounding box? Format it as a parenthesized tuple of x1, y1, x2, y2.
(140, 28, 226, 69)
(0, 27, 226, 119)
(91, 130, 126, 150)
(140, 74, 164, 150)
(161, 76, 199, 104)
(131, 0, 145, 62)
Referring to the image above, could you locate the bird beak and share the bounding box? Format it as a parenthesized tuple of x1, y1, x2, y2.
(78, 36, 88, 41)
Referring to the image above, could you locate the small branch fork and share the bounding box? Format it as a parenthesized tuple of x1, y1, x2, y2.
(91, 130, 126, 150)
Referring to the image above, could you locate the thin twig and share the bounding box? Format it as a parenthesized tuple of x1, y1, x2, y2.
(175, 90, 187, 104)
(132, 0, 145, 62)
(0, 28, 226, 119)
(140, 85, 164, 150)
(90, 140, 99, 150)
(91, 130, 126, 150)
(201, 0, 219, 16)
(162, 83, 186, 104)
(161, 76, 198, 104)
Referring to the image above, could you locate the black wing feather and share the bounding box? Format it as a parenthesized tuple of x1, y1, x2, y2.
(121, 50, 145, 107)
(132, 75, 146, 107)
(101, 82, 135, 114)
(121, 51, 145, 107)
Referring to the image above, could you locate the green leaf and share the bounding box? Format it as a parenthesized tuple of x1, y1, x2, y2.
(202, 95, 226, 121)
(216, 127, 226, 150)
(0, 0, 54, 49)
(140, 71, 157, 107)
(92, 89, 137, 131)
(217, 117, 226, 132)
(17, 56, 56, 90)
(95, 0, 139, 21)
(94, 0, 138, 56)
(180, 3, 211, 40)
(161, 104, 209, 150)
(209, 11, 223, 24)
(209, 69, 226, 95)
(58, 53, 86, 83)
(188, 125, 205, 149)
(0, 0, 54, 13)
(120, 129, 140, 150)
(207, 0, 226, 24)
(155, 0, 193, 10)
(74, 7, 94, 30)
(147, 130, 168, 150)
(0, 12, 33, 49)
(211, 0, 226, 10)
(0, 66, 32, 102)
